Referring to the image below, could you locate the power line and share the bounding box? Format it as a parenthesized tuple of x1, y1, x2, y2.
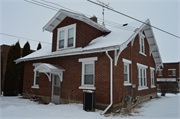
(87, 0, 180, 39)
(25, 0, 136, 31)
(0, 33, 52, 44)
(40, 0, 137, 30)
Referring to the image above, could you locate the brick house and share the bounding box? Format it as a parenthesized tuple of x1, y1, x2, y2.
(15, 9, 163, 112)
(157, 62, 180, 89)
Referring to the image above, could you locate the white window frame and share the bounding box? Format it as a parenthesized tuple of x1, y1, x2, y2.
(137, 63, 148, 90)
(78, 57, 98, 90)
(150, 67, 156, 88)
(57, 24, 76, 50)
(158, 69, 163, 76)
(122, 58, 132, 86)
(168, 69, 176, 76)
(31, 63, 41, 89)
(139, 32, 146, 56)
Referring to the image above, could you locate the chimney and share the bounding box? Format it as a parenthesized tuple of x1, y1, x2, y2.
(90, 15, 97, 23)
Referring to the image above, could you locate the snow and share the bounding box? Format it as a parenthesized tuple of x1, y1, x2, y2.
(1, 93, 180, 119)
(15, 19, 148, 63)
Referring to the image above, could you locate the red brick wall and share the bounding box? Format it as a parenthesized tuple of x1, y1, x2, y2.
(113, 34, 157, 104)
(52, 17, 107, 52)
(23, 52, 111, 104)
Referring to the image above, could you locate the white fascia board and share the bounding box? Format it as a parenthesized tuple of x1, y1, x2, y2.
(122, 58, 132, 64)
(15, 46, 119, 63)
(147, 20, 163, 67)
(137, 63, 148, 69)
(78, 57, 98, 62)
(150, 67, 155, 70)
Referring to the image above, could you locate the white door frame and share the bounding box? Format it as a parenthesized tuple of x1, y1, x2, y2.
(51, 75, 61, 104)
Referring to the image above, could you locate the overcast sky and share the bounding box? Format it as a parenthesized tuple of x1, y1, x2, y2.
(0, 0, 179, 63)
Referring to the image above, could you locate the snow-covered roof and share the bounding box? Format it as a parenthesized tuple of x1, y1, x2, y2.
(15, 18, 163, 68)
(34, 63, 65, 73)
(43, 9, 110, 33)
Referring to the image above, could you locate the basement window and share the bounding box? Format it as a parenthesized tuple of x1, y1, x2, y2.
(57, 24, 76, 50)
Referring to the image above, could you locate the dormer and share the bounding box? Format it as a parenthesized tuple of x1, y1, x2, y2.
(43, 9, 110, 52)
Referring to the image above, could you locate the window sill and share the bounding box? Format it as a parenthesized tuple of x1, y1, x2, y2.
(158, 75, 163, 76)
(79, 85, 96, 90)
(31, 85, 39, 89)
(139, 52, 147, 57)
(57, 46, 76, 51)
(138, 86, 149, 91)
(123, 83, 132, 86)
(151, 85, 156, 88)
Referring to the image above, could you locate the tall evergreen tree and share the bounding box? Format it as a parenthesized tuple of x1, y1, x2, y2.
(20, 42, 31, 95)
(1, 54, 3, 94)
(14, 42, 21, 94)
(3, 45, 16, 96)
(37, 42, 42, 50)
(3, 42, 21, 96)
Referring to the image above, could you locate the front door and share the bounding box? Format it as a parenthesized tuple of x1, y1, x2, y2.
(52, 75, 60, 104)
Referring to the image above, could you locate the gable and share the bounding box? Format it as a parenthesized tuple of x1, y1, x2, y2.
(52, 17, 108, 52)
(43, 9, 110, 33)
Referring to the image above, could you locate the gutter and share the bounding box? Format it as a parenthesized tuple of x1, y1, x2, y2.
(101, 51, 113, 115)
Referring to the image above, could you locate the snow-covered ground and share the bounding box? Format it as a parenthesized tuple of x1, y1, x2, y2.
(0, 93, 180, 119)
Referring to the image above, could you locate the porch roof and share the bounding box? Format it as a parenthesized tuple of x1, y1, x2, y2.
(34, 63, 65, 74)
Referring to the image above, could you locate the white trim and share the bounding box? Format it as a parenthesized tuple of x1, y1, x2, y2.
(124, 63, 130, 84)
(157, 78, 176, 82)
(78, 57, 98, 62)
(150, 69, 155, 87)
(168, 69, 176, 70)
(31, 85, 39, 89)
(123, 83, 132, 86)
(57, 24, 76, 50)
(139, 51, 147, 57)
(138, 86, 149, 91)
(150, 67, 155, 70)
(151, 86, 156, 88)
(122, 58, 132, 64)
(79, 86, 96, 90)
(137, 63, 148, 69)
(79, 57, 97, 89)
(139, 32, 145, 54)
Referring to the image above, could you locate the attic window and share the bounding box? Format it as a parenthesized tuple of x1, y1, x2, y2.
(139, 32, 146, 56)
(57, 24, 76, 50)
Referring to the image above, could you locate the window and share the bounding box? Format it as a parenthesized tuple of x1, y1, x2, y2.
(57, 24, 76, 50)
(168, 69, 176, 76)
(32, 63, 41, 89)
(158, 69, 163, 76)
(35, 71, 39, 85)
(137, 63, 148, 90)
(150, 67, 155, 88)
(78, 57, 98, 90)
(84, 64, 94, 85)
(122, 58, 132, 86)
(139, 32, 146, 55)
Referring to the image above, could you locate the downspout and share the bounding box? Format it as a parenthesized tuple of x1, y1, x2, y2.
(101, 51, 113, 115)
(131, 44, 133, 100)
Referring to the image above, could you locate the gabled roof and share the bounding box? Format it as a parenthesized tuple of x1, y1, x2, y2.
(43, 9, 110, 33)
(15, 10, 163, 69)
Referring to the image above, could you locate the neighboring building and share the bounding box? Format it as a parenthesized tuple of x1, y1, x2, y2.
(15, 9, 163, 112)
(1, 44, 34, 92)
(157, 62, 180, 89)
